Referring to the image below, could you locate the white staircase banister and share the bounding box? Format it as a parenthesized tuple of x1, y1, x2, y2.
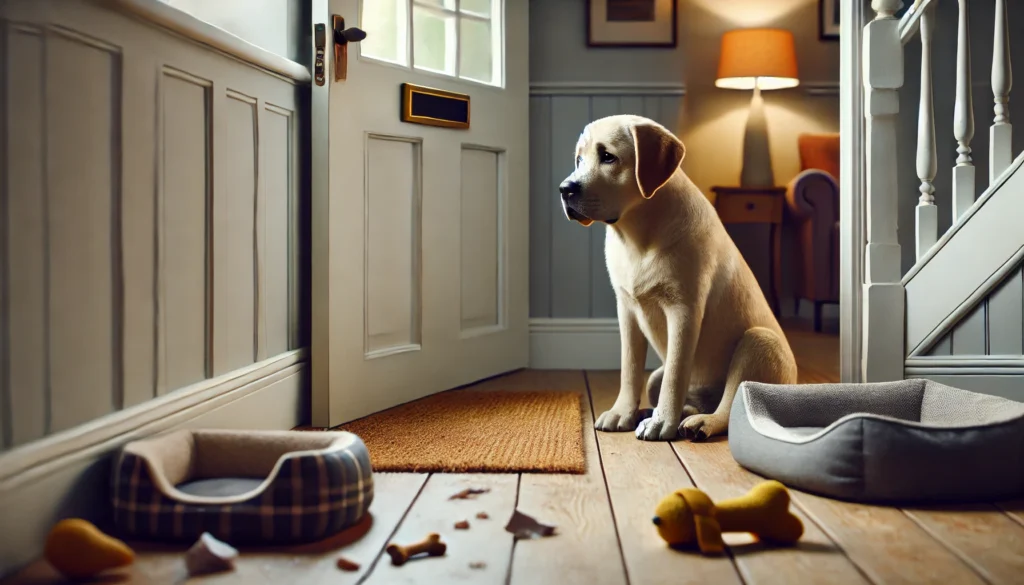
(899, 0, 934, 45)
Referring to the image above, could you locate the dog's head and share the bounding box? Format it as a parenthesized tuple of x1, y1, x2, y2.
(558, 114, 686, 226)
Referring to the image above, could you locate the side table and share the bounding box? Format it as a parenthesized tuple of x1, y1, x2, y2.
(710, 186, 786, 316)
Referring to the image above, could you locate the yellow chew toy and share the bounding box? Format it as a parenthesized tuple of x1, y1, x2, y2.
(652, 480, 803, 554)
(44, 518, 135, 580)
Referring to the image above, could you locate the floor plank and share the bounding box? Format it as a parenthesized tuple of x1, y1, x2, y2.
(781, 319, 840, 383)
(308, 473, 428, 584)
(902, 504, 1024, 585)
(482, 370, 628, 585)
(362, 473, 518, 584)
(672, 439, 871, 585)
(587, 371, 744, 585)
(793, 490, 988, 585)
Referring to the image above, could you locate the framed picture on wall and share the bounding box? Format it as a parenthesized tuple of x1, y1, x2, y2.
(820, 0, 840, 40)
(586, 0, 678, 48)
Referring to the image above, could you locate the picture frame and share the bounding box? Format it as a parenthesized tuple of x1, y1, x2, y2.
(820, 0, 840, 40)
(586, 0, 678, 48)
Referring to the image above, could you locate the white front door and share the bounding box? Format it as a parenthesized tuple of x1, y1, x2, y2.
(310, 0, 530, 427)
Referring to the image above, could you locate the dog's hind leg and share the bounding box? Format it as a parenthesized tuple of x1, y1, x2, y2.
(679, 326, 797, 441)
(644, 366, 698, 421)
(645, 366, 664, 407)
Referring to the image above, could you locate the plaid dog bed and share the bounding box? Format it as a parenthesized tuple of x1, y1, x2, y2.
(112, 429, 374, 544)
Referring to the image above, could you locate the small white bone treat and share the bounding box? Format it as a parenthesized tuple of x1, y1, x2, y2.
(185, 532, 239, 576)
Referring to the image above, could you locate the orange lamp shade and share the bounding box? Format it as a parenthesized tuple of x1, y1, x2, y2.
(716, 28, 799, 91)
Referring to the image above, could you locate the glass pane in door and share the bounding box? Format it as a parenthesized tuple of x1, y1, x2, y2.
(413, 5, 456, 74)
(460, 0, 491, 16)
(361, 0, 408, 64)
(459, 17, 492, 83)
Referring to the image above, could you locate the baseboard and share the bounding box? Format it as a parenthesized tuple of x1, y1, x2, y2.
(0, 350, 310, 578)
(529, 318, 662, 370)
(907, 371, 1024, 402)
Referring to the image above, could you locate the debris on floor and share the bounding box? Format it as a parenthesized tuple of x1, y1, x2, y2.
(469, 561, 487, 570)
(386, 533, 447, 566)
(185, 532, 238, 576)
(476, 512, 489, 519)
(449, 487, 491, 500)
(454, 520, 470, 529)
(336, 556, 360, 572)
(504, 510, 557, 540)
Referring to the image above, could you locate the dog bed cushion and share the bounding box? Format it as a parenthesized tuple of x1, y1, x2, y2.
(112, 429, 373, 544)
(729, 379, 1024, 503)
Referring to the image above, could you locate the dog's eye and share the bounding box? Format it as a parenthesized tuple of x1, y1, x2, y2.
(576, 155, 583, 167)
(600, 151, 617, 164)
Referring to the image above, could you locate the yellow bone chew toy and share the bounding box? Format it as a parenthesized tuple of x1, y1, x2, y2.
(652, 480, 803, 554)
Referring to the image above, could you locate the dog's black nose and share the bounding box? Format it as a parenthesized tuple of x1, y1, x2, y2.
(559, 180, 581, 201)
(652, 516, 661, 526)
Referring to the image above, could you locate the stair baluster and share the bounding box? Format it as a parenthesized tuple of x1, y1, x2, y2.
(990, 0, 1012, 183)
(915, 1, 937, 260)
(952, 0, 975, 223)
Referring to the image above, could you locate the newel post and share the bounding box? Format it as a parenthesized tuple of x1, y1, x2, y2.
(862, 0, 905, 382)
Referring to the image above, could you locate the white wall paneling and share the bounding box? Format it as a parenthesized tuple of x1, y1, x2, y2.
(529, 82, 685, 321)
(924, 263, 1023, 357)
(0, 0, 309, 576)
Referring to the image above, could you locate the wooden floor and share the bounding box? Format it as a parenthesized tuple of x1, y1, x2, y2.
(9, 326, 1024, 584)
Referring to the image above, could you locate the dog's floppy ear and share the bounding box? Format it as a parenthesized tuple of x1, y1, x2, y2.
(630, 122, 686, 199)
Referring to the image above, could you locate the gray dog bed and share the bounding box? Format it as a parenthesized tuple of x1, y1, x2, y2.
(728, 379, 1024, 503)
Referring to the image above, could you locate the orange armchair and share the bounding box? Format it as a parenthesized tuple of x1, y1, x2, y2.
(785, 133, 840, 332)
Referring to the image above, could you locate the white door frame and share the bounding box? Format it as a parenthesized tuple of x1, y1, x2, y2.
(839, 0, 870, 383)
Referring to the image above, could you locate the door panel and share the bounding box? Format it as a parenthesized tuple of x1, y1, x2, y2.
(311, 0, 529, 426)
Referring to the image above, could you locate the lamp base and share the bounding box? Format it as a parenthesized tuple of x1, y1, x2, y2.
(740, 86, 775, 188)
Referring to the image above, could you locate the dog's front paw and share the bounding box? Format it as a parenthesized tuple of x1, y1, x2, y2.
(595, 407, 639, 432)
(635, 410, 681, 441)
(680, 413, 727, 442)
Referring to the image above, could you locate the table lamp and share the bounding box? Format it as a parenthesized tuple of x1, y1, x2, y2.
(715, 28, 800, 187)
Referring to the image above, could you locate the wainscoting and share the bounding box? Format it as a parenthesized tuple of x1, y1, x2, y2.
(529, 82, 686, 321)
(0, 0, 309, 575)
(926, 263, 1023, 357)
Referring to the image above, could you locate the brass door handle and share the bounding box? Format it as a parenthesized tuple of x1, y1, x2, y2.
(332, 16, 366, 81)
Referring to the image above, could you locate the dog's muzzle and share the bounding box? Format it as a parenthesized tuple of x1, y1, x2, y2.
(559, 179, 589, 222)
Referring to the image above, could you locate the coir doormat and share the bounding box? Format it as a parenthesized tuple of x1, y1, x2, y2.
(336, 389, 586, 474)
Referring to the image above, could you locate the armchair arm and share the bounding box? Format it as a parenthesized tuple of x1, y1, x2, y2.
(785, 169, 839, 221)
(785, 169, 840, 303)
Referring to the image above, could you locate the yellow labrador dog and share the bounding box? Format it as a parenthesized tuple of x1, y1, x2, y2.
(559, 114, 798, 442)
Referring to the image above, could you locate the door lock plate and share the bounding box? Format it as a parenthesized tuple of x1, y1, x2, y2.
(314, 23, 326, 86)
